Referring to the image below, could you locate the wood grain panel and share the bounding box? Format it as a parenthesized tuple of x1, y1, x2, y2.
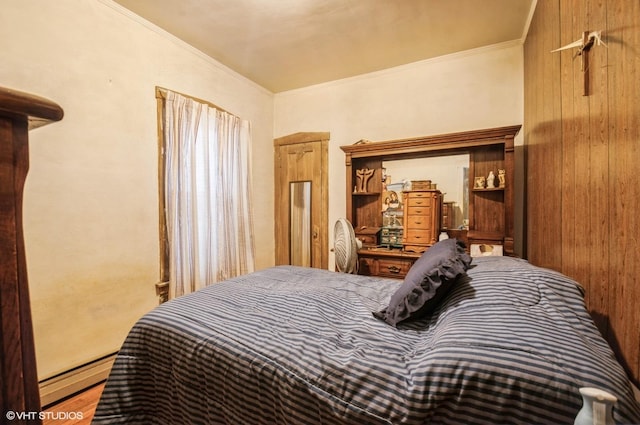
(584, 0, 610, 336)
(559, 0, 611, 331)
(558, 0, 582, 286)
(607, 0, 640, 387)
(525, 0, 640, 386)
(524, 0, 562, 268)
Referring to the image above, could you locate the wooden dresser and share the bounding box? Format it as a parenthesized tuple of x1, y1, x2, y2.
(340, 125, 521, 279)
(358, 249, 420, 279)
(441, 201, 455, 230)
(1, 87, 63, 425)
(402, 190, 441, 253)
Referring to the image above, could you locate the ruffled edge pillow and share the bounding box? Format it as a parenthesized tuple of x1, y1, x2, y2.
(373, 238, 472, 327)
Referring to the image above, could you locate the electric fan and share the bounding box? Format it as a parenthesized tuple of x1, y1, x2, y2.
(333, 218, 359, 274)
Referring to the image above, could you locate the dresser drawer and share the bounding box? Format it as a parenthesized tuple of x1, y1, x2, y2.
(357, 254, 414, 279)
(402, 190, 441, 253)
(405, 215, 433, 229)
(404, 229, 432, 242)
(406, 197, 433, 208)
(376, 257, 413, 278)
(406, 191, 433, 199)
(356, 233, 378, 246)
(406, 206, 431, 216)
(358, 256, 376, 276)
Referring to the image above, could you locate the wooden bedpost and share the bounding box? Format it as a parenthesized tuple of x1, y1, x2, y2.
(0, 87, 63, 424)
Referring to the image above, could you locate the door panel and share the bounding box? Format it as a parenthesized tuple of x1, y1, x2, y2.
(274, 133, 328, 269)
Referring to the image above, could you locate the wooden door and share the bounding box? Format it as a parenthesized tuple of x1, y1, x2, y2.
(274, 132, 328, 269)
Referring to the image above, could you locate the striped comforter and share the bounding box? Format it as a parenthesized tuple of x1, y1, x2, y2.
(92, 257, 640, 424)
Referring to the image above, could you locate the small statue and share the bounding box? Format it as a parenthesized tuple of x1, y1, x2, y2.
(356, 168, 375, 192)
(498, 169, 506, 188)
(487, 171, 496, 188)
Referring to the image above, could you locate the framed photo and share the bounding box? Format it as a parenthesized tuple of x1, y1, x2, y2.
(382, 189, 402, 212)
(474, 176, 486, 189)
(470, 243, 503, 257)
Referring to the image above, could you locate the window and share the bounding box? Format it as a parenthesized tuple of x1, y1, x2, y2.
(156, 87, 255, 300)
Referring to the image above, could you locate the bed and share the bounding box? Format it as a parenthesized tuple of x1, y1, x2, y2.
(92, 245, 640, 424)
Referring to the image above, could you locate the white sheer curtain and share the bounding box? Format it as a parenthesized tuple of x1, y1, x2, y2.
(162, 91, 255, 298)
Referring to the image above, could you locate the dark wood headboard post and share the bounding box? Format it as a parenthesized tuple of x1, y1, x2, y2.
(0, 87, 63, 424)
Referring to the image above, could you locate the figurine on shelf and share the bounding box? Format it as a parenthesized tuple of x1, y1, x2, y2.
(356, 167, 375, 192)
(498, 169, 506, 188)
(474, 176, 486, 189)
(487, 171, 496, 188)
(356, 169, 364, 192)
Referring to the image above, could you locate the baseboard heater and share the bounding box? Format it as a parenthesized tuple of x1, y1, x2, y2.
(39, 352, 117, 407)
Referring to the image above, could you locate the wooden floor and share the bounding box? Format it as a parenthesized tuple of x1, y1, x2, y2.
(43, 382, 105, 425)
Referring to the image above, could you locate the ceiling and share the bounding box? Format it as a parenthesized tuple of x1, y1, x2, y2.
(114, 0, 535, 93)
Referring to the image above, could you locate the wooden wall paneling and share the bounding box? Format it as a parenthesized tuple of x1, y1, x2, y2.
(559, 0, 611, 343)
(525, 0, 640, 386)
(607, 0, 640, 386)
(524, 0, 563, 269)
(584, 0, 611, 336)
(559, 0, 585, 287)
(544, 0, 563, 271)
(558, 0, 611, 334)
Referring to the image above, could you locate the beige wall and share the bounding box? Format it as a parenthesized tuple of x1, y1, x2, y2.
(0, 0, 274, 379)
(0, 0, 524, 381)
(274, 43, 525, 269)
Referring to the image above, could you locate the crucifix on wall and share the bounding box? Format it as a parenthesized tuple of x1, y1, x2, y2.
(551, 30, 606, 96)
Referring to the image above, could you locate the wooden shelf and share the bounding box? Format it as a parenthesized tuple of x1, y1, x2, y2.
(352, 191, 381, 196)
(472, 187, 505, 192)
(341, 125, 521, 275)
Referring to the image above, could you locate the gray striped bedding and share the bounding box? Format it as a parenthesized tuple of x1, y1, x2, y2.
(92, 256, 640, 424)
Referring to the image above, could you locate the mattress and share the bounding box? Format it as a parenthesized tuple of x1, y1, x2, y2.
(92, 256, 640, 424)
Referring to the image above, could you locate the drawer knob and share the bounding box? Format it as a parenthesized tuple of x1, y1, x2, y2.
(388, 265, 401, 274)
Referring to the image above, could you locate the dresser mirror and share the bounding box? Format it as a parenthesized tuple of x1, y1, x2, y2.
(383, 154, 469, 230)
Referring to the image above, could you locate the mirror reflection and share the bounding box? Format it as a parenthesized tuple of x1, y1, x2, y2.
(290, 181, 311, 266)
(383, 154, 469, 229)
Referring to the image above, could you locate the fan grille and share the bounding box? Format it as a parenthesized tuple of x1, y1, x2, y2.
(334, 219, 357, 273)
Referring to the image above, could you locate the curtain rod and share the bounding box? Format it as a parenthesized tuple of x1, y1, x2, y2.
(155, 86, 236, 116)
